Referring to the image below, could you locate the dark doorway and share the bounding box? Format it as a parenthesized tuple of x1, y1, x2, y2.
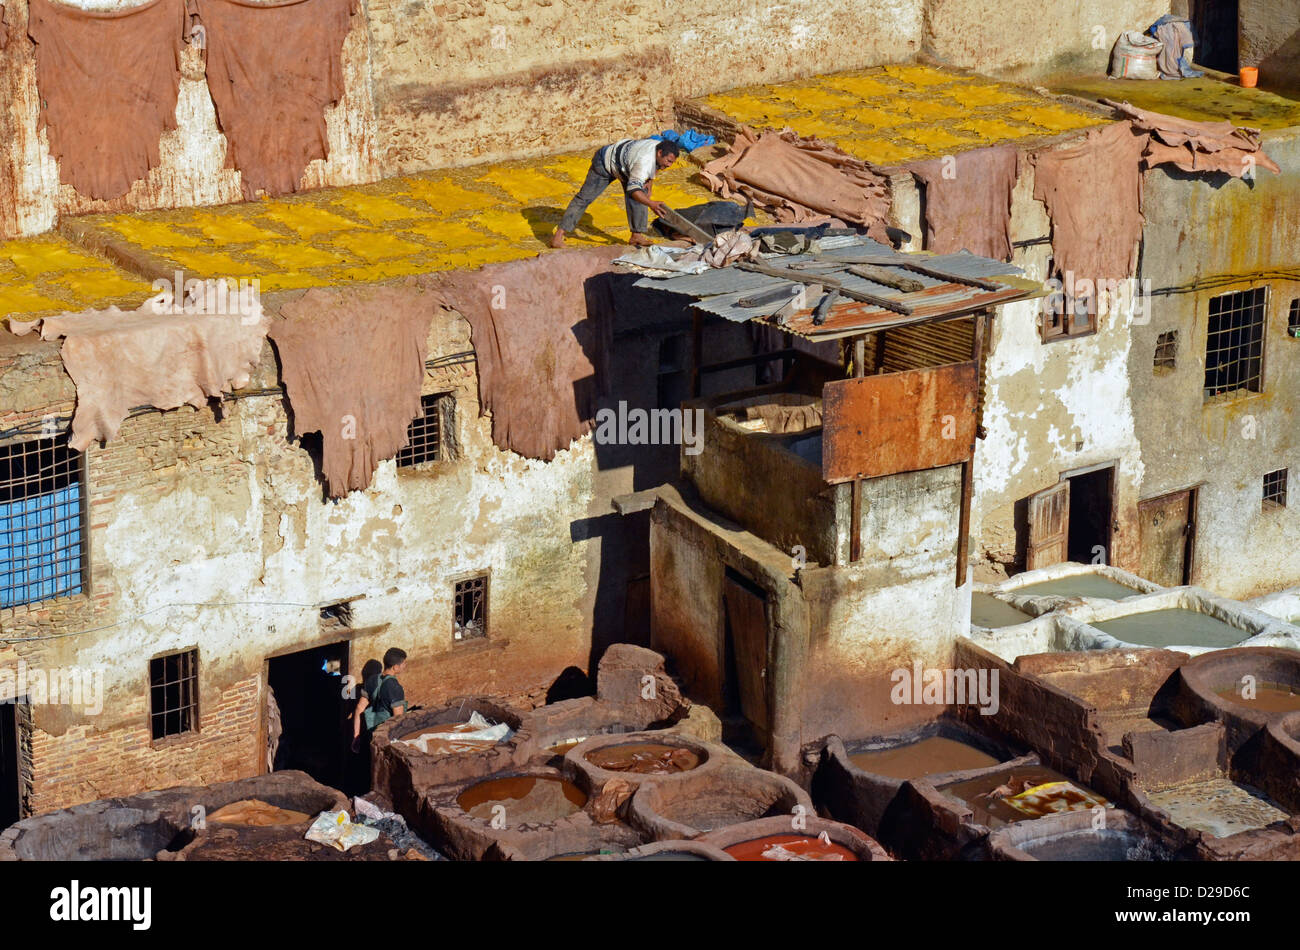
(0, 702, 21, 829)
(1066, 466, 1115, 565)
(1190, 0, 1239, 74)
(267, 642, 351, 793)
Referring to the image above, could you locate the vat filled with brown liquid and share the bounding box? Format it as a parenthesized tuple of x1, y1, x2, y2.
(457, 775, 587, 823)
(584, 742, 702, 775)
(849, 735, 1000, 780)
(1214, 684, 1300, 714)
(941, 764, 1110, 827)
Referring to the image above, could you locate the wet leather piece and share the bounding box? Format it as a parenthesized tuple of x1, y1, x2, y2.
(908, 146, 1018, 261)
(196, 0, 356, 199)
(271, 284, 432, 499)
(1111, 101, 1282, 178)
(421, 247, 622, 462)
(1031, 121, 1148, 285)
(27, 0, 185, 200)
(703, 126, 891, 240)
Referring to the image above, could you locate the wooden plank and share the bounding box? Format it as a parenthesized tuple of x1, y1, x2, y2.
(1026, 481, 1070, 571)
(850, 335, 866, 563)
(955, 313, 988, 586)
(723, 576, 769, 736)
(855, 256, 1001, 290)
(845, 264, 926, 293)
(822, 361, 978, 484)
(1138, 490, 1192, 587)
(655, 206, 714, 245)
(734, 261, 914, 315)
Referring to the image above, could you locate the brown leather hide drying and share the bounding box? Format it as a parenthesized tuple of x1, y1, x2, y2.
(10, 303, 269, 452)
(703, 127, 892, 241)
(196, 0, 355, 199)
(1, 3, 9, 50)
(1109, 101, 1282, 178)
(421, 247, 622, 462)
(27, 0, 185, 200)
(1031, 121, 1147, 285)
(271, 284, 432, 499)
(908, 146, 1018, 261)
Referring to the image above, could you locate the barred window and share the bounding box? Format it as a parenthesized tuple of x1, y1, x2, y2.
(1263, 469, 1288, 511)
(150, 649, 199, 740)
(1204, 288, 1266, 399)
(396, 394, 452, 468)
(0, 435, 85, 609)
(453, 573, 488, 642)
(1288, 299, 1299, 339)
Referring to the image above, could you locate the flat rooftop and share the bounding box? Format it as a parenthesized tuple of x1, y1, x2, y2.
(0, 236, 154, 320)
(692, 63, 1110, 166)
(1046, 71, 1300, 132)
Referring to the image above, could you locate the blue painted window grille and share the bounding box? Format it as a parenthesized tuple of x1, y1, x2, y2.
(0, 436, 84, 609)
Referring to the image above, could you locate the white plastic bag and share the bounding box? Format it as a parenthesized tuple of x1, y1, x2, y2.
(1110, 31, 1162, 80)
(305, 810, 381, 852)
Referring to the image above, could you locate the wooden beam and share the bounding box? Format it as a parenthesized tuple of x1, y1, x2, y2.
(955, 311, 989, 587)
(845, 264, 926, 293)
(699, 348, 800, 374)
(735, 261, 914, 315)
(850, 334, 866, 564)
(655, 206, 714, 245)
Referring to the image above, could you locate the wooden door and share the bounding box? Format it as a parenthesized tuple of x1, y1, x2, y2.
(1027, 481, 1070, 570)
(1138, 490, 1193, 587)
(723, 576, 769, 737)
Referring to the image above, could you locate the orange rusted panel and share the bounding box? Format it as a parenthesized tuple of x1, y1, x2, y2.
(822, 361, 977, 483)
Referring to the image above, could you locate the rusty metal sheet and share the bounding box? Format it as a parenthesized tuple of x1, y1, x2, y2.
(822, 361, 977, 483)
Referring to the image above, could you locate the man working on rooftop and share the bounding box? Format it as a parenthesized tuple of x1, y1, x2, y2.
(550, 138, 681, 248)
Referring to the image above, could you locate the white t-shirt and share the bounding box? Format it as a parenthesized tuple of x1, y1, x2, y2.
(601, 138, 661, 193)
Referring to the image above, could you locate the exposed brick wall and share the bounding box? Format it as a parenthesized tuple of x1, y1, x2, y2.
(26, 674, 260, 814)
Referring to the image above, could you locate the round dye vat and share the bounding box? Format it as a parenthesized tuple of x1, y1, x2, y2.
(547, 737, 587, 756)
(943, 765, 1110, 826)
(849, 736, 999, 779)
(398, 721, 501, 755)
(1214, 684, 1300, 714)
(585, 742, 701, 775)
(629, 852, 711, 862)
(724, 834, 858, 862)
(457, 775, 586, 823)
(1020, 829, 1170, 861)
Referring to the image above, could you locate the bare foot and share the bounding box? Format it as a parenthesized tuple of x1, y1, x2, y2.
(549, 228, 566, 249)
(628, 233, 653, 247)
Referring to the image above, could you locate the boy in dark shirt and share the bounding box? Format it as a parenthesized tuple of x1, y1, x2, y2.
(351, 647, 408, 753)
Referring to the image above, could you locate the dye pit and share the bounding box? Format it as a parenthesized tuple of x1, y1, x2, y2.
(627, 853, 712, 862)
(848, 736, 1000, 779)
(398, 721, 503, 755)
(723, 834, 857, 861)
(1018, 828, 1172, 861)
(1013, 575, 1142, 601)
(1093, 609, 1247, 649)
(207, 799, 312, 827)
(1146, 779, 1289, 838)
(456, 776, 587, 823)
(971, 593, 1032, 629)
(942, 765, 1110, 826)
(1214, 684, 1300, 714)
(584, 742, 702, 775)
(546, 738, 586, 756)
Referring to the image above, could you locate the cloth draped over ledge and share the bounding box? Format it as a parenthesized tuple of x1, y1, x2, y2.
(419, 246, 623, 462)
(702, 126, 892, 241)
(9, 294, 269, 452)
(270, 284, 432, 500)
(194, 0, 357, 199)
(1106, 100, 1283, 178)
(27, 0, 186, 200)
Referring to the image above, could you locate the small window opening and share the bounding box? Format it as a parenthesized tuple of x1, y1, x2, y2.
(453, 574, 488, 641)
(1263, 469, 1289, 511)
(150, 649, 199, 740)
(1204, 288, 1266, 399)
(1153, 330, 1178, 371)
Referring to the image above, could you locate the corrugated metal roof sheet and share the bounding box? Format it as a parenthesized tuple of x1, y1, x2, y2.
(631, 236, 1041, 340)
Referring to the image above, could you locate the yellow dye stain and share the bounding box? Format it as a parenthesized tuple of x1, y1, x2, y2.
(650, 185, 709, 209)
(259, 271, 329, 292)
(401, 219, 497, 248)
(899, 125, 980, 154)
(330, 230, 428, 263)
(260, 201, 364, 238)
(892, 98, 968, 122)
(1004, 102, 1106, 132)
(46, 270, 153, 301)
(541, 154, 598, 183)
(941, 82, 1032, 109)
(246, 242, 349, 269)
(397, 177, 501, 213)
(475, 167, 571, 205)
(431, 246, 531, 271)
(2, 239, 107, 276)
(331, 256, 447, 283)
(0, 286, 74, 316)
(787, 115, 861, 139)
(844, 105, 915, 130)
(167, 249, 270, 277)
(834, 137, 923, 165)
(473, 210, 543, 243)
(328, 192, 424, 225)
(703, 94, 798, 128)
(1047, 74, 1300, 131)
(103, 218, 205, 249)
(768, 84, 863, 111)
(956, 117, 1044, 142)
(883, 64, 971, 87)
(186, 214, 282, 244)
(819, 73, 902, 101)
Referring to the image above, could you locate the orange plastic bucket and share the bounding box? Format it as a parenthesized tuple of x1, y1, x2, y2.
(1240, 67, 1259, 88)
